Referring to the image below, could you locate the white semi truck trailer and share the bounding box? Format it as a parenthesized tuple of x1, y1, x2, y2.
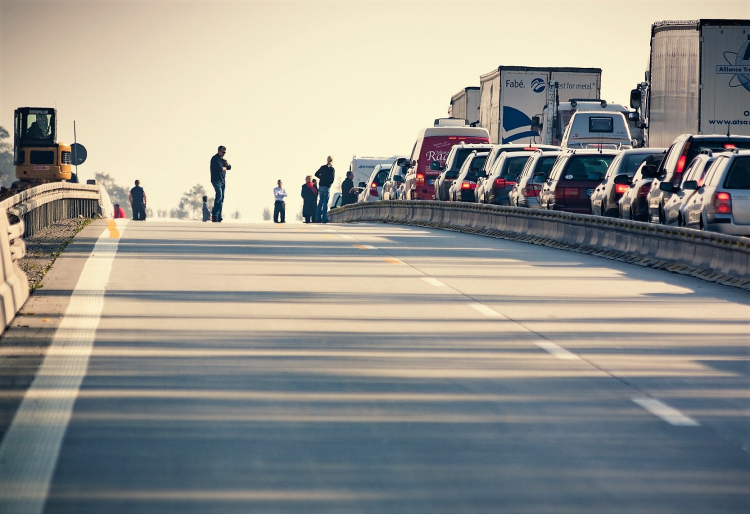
(631, 19, 750, 148)
(478, 66, 602, 145)
(448, 87, 480, 126)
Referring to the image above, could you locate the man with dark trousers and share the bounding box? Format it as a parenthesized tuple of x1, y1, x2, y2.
(314, 156, 335, 223)
(129, 180, 147, 220)
(273, 180, 287, 223)
(210, 145, 231, 223)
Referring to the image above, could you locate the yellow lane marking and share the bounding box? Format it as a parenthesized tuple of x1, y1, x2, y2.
(107, 220, 120, 239)
(383, 258, 405, 265)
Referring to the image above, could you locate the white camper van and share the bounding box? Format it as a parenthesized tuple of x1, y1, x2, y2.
(560, 111, 634, 150)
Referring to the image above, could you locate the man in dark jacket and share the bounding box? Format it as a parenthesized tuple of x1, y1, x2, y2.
(210, 146, 231, 222)
(129, 180, 147, 220)
(314, 156, 335, 223)
(340, 171, 358, 206)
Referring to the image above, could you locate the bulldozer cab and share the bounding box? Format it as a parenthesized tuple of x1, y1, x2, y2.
(14, 108, 56, 164)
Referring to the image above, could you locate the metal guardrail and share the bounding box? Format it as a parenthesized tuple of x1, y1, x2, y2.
(329, 200, 750, 290)
(0, 182, 113, 335)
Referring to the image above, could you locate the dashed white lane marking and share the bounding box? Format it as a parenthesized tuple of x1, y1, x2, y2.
(421, 277, 446, 287)
(470, 303, 502, 317)
(325, 229, 336, 233)
(632, 398, 700, 426)
(383, 258, 405, 265)
(534, 341, 581, 361)
(0, 220, 127, 514)
(341, 235, 355, 240)
(354, 244, 377, 250)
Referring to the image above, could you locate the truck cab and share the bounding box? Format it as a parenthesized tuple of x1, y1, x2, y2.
(13, 107, 72, 181)
(561, 111, 634, 150)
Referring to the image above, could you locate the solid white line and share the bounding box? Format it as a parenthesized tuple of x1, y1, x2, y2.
(632, 398, 700, 426)
(470, 303, 501, 317)
(534, 341, 581, 360)
(421, 277, 446, 287)
(0, 220, 126, 514)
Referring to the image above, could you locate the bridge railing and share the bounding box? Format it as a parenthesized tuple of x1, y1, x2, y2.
(0, 182, 113, 334)
(329, 200, 750, 290)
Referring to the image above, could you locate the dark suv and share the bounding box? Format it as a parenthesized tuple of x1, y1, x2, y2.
(539, 150, 618, 214)
(647, 134, 750, 224)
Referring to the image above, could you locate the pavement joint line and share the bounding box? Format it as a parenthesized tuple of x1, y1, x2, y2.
(469, 303, 502, 318)
(421, 277, 446, 287)
(0, 219, 128, 514)
(632, 398, 700, 426)
(534, 341, 581, 361)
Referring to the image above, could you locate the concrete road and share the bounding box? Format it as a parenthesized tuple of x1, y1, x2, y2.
(0, 219, 748, 513)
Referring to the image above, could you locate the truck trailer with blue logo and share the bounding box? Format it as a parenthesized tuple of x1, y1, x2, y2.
(478, 66, 602, 145)
(631, 19, 750, 148)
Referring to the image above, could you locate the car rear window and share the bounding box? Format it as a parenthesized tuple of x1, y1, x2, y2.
(622, 152, 664, 176)
(533, 156, 559, 179)
(373, 171, 389, 186)
(502, 156, 531, 178)
(723, 157, 750, 190)
(687, 139, 750, 164)
(450, 148, 482, 171)
(562, 155, 615, 180)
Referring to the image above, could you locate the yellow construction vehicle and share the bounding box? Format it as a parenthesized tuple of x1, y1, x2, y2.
(13, 107, 72, 181)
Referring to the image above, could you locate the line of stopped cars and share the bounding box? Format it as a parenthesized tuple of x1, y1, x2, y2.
(350, 121, 750, 236)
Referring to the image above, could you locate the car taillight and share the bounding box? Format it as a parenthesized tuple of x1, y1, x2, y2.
(615, 184, 629, 195)
(638, 185, 651, 197)
(564, 187, 579, 199)
(461, 181, 477, 190)
(673, 141, 691, 184)
(713, 191, 732, 214)
(524, 184, 540, 197)
(416, 173, 425, 186)
(724, 144, 736, 149)
(493, 178, 517, 188)
(369, 182, 379, 196)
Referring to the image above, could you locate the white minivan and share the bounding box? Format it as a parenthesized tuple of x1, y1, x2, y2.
(561, 111, 634, 150)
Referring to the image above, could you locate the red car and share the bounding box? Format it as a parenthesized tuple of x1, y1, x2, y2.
(404, 119, 490, 200)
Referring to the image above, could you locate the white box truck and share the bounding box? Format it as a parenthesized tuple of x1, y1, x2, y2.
(347, 156, 402, 187)
(631, 19, 750, 148)
(448, 87, 481, 126)
(479, 66, 602, 144)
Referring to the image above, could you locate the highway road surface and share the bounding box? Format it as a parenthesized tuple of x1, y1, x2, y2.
(0, 219, 748, 514)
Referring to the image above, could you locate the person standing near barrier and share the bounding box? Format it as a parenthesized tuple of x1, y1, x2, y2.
(273, 180, 287, 223)
(315, 156, 335, 223)
(301, 175, 318, 223)
(340, 171, 358, 206)
(129, 180, 147, 221)
(210, 145, 231, 223)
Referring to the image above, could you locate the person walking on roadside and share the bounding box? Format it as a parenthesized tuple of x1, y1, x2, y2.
(210, 145, 231, 223)
(273, 180, 287, 223)
(340, 171, 358, 206)
(315, 156, 335, 223)
(129, 180, 147, 221)
(301, 175, 318, 223)
(113, 203, 126, 219)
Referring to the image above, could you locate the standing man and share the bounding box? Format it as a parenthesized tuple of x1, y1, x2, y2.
(340, 171, 358, 206)
(129, 180, 147, 221)
(273, 179, 287, 223)
(315, 156, 335, 223)
(210, 145, 231, 223)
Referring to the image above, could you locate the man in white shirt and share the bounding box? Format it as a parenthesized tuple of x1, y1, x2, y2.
(273, 180, 287, 223)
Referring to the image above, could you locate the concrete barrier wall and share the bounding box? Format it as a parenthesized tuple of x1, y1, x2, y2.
(0, 183, 113, 335)
(329, 201, 750, 290)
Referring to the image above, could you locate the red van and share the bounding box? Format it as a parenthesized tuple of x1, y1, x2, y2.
(404, 119, 490, 200)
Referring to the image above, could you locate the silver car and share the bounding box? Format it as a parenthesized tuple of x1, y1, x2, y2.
(508, 150, 562, 208)
(357, 164, 392, 203)
(662, 152, 716, 227)
(681, 149, 750, 235)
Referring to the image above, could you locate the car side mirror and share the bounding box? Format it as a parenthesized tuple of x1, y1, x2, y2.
(396, 158, 407, 166)
(641, 164, 658, 178)
(613, 174, 630, 185)
(630, 88, 641, 109)
(588, 172, 603, 181)
(682, 180, 698, 191)
(659, 182, 674, 193)
(358, 181, 367, 188)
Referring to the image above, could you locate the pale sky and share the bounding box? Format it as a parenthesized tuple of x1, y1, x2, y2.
(2, 0, 749, 220)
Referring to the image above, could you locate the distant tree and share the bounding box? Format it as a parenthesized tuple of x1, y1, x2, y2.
(95, 172, 132, 217)
(0, 126, 16, 188)
(170, 207, 187, 219)
(295, 210, 303, 222)
(231, 209, 241, 219)
(146, 207, 154, 218)
(262, 207, 271, 221)
(178, 184, 208, 219)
